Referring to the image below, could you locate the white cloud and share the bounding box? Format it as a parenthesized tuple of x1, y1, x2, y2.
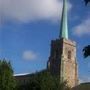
(88, 63, 90, 68)
(23, 50, 38, 60)
(0, 0, 71, 23)
(73, 17, 90, 36)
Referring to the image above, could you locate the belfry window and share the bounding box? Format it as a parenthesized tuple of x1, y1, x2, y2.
(55, 49, 59, 58)
(68, 51, 71, 59)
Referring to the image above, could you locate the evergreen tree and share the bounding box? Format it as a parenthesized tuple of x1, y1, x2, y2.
(0, 59, 16, 90)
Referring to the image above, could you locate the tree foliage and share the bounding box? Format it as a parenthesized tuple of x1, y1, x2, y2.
(28, 70, 71, 90)
(0, 59, 16, 90)
(83, 45, 90, 58)
(84, 0, 90, 5)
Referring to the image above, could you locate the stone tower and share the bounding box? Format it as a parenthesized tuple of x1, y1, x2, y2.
(47, 0, 78, 87)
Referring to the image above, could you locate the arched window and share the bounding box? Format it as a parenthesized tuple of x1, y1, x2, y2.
(68, 51, 71, 59)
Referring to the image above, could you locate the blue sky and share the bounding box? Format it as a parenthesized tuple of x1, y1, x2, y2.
(0, 0, 90, 83)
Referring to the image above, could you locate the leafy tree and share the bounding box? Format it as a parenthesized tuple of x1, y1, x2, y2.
(83, 0, 90, 58)
(83, 45, 90, 58)
(0, 59, 16, 90)
(28, 70, 71, 90)
(84, 0, 90, 5)
(83, 1, 90, 58)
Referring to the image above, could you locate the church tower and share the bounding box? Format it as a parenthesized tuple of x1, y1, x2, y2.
(47, 0, 78, 87)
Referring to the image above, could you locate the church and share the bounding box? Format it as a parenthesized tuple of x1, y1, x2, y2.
(47, 0, 78, 87)
(15, 0, 78, 88)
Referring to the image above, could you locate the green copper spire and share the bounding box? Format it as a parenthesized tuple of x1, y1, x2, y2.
(59, 0, 68, 39)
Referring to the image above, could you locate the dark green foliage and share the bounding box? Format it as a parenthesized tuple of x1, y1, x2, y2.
(28, 70, 71, 90)
(0, 59, 16, 90)
(83, 45, 90, 58)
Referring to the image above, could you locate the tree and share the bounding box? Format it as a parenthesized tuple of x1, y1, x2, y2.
(28, 70, 71, 90)
(84, 0, 90, 5)
(83, 45, 90, 58)
(0, 59, 16, 90)
(83, 0, 90, 58)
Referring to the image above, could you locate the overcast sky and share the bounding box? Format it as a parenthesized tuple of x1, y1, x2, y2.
(0, 0, 90, 83)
